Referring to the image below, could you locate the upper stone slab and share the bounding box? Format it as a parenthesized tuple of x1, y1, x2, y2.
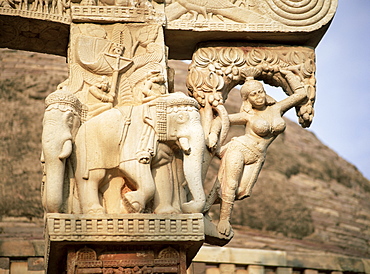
(0, 0, 338, 58)
(164, 0, 338, 58)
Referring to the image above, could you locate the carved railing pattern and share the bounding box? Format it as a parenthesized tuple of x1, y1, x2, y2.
(189, 246, 370, 274)
(0, 0, 165, 25)
(0, 0, 71, 24)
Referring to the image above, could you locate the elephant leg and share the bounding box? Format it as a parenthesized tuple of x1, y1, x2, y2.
(100, 176, 126, 214)
(152, 163, 180, 214)
(120, 161, 155, 213)
(78, 169, 106, 214)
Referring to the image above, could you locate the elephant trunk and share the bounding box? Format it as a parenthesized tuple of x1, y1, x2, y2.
(42, 109, 74, 213)
(43, 157, 67, 213)
(180, 123, 206, 213)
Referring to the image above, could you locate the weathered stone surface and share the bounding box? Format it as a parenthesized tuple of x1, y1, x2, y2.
(0, 258, 9, 270)
(193, 246, 286, 266)
(193, 247, 370, 272)
(45, 213, 204, 273)
(46, 213, 204, 242)
(1, 0, 338, 58)
(0, 240, 36, 257)
(1, 50, 370, 259)
(27, 257, 44, 271)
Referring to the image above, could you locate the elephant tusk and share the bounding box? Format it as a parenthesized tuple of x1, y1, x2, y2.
(59, 139, 73, 160)
(178, 137, 191, 155)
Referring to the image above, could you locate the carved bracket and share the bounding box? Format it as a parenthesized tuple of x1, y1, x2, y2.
(186, 45, 316, 128)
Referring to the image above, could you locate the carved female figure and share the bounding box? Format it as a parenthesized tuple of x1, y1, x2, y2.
(208, 69, 308, 236)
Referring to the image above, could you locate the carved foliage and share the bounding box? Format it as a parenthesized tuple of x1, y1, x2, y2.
(187, 46, 316, 127)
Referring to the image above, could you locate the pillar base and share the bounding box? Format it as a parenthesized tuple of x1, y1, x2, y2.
(45, 213, 204, 274)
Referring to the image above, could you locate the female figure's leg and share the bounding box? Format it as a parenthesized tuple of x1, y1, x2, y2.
(218, 148, 244, 236)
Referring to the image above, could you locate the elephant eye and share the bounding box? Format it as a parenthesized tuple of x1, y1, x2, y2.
(177, 112, 189, 124)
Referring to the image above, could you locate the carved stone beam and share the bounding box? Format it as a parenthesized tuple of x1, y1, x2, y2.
(187, 45, 316, 129)
(165, 0, 338, 59)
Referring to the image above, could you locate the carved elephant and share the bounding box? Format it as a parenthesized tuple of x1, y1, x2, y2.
(74, 92, 206, 214)
(41, 89, 85, 213)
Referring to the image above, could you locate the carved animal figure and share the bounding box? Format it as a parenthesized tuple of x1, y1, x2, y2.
(74, 92, 206, 214)
(41, 89, 85, 213)
(166, 0, 270, 23)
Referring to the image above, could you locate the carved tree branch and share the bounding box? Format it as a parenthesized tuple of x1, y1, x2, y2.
(187, 45, 316, 128)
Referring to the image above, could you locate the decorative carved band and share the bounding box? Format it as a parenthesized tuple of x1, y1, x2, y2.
(46, 213, 205, 242)
(0, 7, 71, 24)
(165, 0, 337, 33)
(71, 6, 165, 24)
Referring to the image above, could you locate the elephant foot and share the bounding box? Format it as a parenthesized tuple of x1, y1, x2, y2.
(86, 205, 105, 215)
(181, 200, 205, 213)
(122, 191, 144, 213)
(154, 205, 181, 214)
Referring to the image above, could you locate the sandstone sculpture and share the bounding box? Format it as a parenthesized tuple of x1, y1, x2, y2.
(41, 88, 86, 213)
(0, 0, 337, 271)
(74, 92, 206, 215)
(205, 68, 308, 236)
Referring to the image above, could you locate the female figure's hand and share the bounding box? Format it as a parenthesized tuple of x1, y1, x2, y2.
(218, 219, 232, 236)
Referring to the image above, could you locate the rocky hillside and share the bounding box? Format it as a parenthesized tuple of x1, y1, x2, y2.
(0, 49, 369, 258)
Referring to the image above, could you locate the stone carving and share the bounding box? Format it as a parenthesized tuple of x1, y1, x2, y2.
(70, 0, 165, 24)
(68, 23, 166, 109)
(166, 0, 338, 32)
(187, 45, 316, 128)
(74, 92, 205, 214)
(0, 0, 337, 270)
(41, 88, 86, 213)
(86, 76, 114, 119)
(165, 0, 269, 23)
(46, 213, 204, 241)
(37, 20, 210, 216)
(204, 69, 308, 236)
(184, 45, 316, 239)
(0, 0, 71, 21)
(69, 244, 183, 273)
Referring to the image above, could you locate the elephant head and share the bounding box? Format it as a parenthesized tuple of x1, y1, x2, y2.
(41, 88, 86, 213)
(155, 93, 206, 213)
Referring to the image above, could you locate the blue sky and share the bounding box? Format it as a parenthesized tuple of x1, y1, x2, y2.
(274, 0, 370, 180)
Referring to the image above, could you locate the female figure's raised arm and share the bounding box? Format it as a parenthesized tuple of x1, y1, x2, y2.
(277, 69, 308, 115)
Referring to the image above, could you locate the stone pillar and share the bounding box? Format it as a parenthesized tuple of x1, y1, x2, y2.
(36, 0, 338, 272)
(45, 213, 204, 273)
